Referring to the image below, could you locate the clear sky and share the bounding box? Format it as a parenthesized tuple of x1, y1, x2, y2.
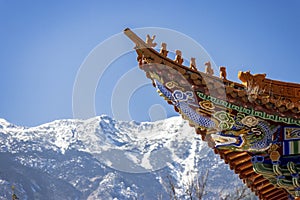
(1, 1, 299, 126)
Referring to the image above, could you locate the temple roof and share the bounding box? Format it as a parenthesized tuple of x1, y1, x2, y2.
(124, 28, 300, 121)
(124, 28, 300, 200)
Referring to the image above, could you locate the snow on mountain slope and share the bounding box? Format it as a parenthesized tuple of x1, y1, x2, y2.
(0, 115, 256, 199)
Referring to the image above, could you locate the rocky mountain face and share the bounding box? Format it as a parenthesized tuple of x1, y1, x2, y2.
(0, 116, 256, 200)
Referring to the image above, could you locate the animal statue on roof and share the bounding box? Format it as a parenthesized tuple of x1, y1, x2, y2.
(205, 61, 214, 75)
(189, 57, 197, 71)
(220, 66, 227, 80)
(238, 70, 266, 88)
(145, 34, 157, 48)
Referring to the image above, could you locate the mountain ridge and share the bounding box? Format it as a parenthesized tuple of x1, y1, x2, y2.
(0, 115, 256, 199)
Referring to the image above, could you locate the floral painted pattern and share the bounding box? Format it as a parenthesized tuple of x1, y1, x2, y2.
(199, 100, 215, 111)
(213, 111, 235, 130)
(241, 116, 259, 127)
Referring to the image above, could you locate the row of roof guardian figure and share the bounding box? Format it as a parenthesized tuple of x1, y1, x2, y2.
(146, 34, 227, 80)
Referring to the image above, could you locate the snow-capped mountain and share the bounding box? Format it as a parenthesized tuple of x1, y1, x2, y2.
(0, 116, 256, 200)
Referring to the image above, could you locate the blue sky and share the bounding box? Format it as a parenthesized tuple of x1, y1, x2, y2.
(1, 1, 299, 126)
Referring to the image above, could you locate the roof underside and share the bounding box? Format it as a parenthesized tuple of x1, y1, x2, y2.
(194, 128, 290, 199)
